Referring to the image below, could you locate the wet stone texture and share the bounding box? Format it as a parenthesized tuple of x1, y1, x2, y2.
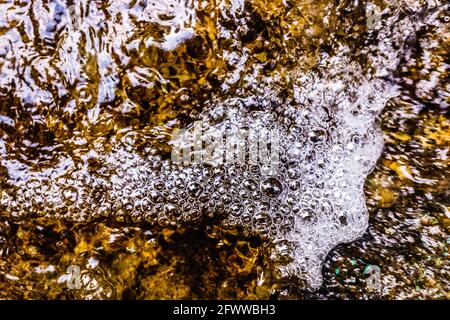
(0, 0, 449, 299)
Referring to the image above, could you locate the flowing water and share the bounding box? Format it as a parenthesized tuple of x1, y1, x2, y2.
(0, 0, 448, 299)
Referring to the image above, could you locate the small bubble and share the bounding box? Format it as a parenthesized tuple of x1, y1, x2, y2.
(187, 182, 203, 198)
(61, 187, 78, 205)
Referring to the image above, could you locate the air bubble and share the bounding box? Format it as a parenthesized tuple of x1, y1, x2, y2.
(61, 187, 78, 205)
(261, 178, 283, 198)
(187, 182, 203, 198)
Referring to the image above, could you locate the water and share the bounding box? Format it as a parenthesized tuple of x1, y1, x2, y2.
(0, 0, 448, 299)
